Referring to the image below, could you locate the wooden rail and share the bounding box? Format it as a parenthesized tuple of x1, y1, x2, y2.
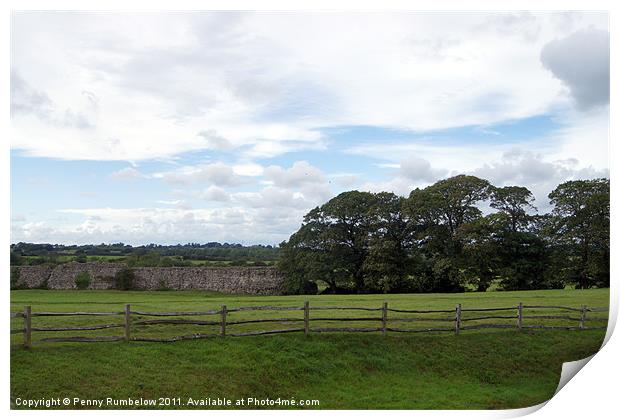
(10, 302, 609, 347)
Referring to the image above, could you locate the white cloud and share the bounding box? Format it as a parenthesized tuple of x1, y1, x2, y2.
(347, 140, 515, 173)
(471, 150, 609, 211)
(152, 162, 242, 186)
(10, 12, 610, 245)
(548, 107, 610, 170)
(11, 159, 336, 245)
(264, 160, 326, 189)
(232, 162, 264, 177)
(358, 148, 608, 211)
(10, 206, 305, 245)
(10, 12, 609, 161)
(399, 157, 448, 182)
(541, 28, 610, 110)
(197, 129, 233, 151)
(110, 167, 146, 180)
(329, 173, 360, 188)
(11, 71, 95, 129)
(200, 186, 231, 202)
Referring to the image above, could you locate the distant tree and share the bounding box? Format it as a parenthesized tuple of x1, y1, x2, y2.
(10, 251, 24, 266)
(75, 250, 88, 263)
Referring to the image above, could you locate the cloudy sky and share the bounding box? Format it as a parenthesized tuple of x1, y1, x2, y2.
(10, 11, 609, 245)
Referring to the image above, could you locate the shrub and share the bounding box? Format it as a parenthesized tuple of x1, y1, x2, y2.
(10, 267, 26, 290)
(114, 268, 137, 290)
(75, 271, 91, 290)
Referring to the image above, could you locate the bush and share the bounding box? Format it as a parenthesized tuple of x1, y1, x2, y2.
(75, 271, 91, 290)
(10, 267, 26, 290)
(114, 268, 137, 290)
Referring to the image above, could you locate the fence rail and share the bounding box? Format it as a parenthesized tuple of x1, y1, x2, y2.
(10, 302, 609, 347)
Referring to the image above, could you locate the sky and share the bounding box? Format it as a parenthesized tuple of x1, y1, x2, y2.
(10, 11, 610, 246)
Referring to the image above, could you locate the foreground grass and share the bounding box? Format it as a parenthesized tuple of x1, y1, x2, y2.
(10, 289, 610, 409)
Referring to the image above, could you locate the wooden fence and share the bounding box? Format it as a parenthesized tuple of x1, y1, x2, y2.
(10, 302, 609, 347)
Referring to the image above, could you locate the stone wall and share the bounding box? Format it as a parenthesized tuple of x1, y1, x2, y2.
(10, 262, 285, 295)
(11, 265, 54, 288)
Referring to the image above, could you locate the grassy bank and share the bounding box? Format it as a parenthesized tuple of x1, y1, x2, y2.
(10, 289, 610, 409)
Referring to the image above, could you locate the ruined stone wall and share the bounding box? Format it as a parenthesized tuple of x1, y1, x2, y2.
(11, 265, 54, 288)
(10, 262, 285, 295)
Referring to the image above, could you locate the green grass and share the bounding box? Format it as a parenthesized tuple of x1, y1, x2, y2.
(11, 289, 610, 409)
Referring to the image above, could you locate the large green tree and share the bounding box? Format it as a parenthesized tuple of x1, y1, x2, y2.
(362, 192, 414, 293)
(490, 186, 536, 233)
(405, 175, 492, 292)
(279, 191, 379, 293)
(278, 176, 609, 295)
(547, 178, 610, 288)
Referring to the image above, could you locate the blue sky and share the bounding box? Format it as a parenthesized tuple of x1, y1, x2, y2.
(10, 11, 609, 245)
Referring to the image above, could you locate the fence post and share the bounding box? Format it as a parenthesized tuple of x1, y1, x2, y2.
(517, 302, 523, 330)
(580, 305, 587, 329)
(455, 303, 461, 335)
(124, 304, 131, 341)
(304, 301, 309, 336)
(220, 305, 227, 337)
(24, 306, 32, 348)
(382, 302, 388, 335)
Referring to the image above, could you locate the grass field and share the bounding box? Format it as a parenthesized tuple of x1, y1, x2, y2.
(10, 288, 610, 409)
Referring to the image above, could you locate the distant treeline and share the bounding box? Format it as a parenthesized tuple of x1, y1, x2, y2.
(10, 242, 280, 267)
(278, 175, 609, 295)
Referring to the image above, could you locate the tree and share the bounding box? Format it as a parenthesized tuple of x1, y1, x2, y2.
(363, 192, 414, 293)
(10, 251, 24, 266)
(278, 224, 324, 294)
(424, 175, 492, 236)
(279, 191, 379, 293)
(490, 186, 536, 232)
(278, 177, 609, 294)
(74, 249, 87, 261)
(547, 179, 610, 288)
(456, 214, 503, 291)
(495, 230, 549, 290)
(404, 175, 492, 292)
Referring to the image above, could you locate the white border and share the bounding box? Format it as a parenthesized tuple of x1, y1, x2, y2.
(3, 2, 617, 420)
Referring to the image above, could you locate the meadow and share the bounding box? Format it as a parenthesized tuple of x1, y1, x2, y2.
(10, 288, 610, 409)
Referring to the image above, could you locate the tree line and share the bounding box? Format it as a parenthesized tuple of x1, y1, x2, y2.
(278, 175, 609, 294)
(10, 242, 280, 266)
